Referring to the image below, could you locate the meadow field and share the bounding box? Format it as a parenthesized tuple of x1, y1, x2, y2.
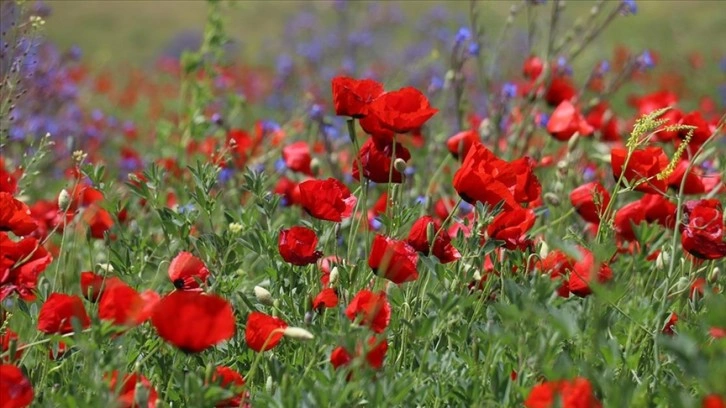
(1, 1, 725, 407)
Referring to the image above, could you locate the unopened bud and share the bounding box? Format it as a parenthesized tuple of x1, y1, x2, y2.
(393, 158, 407, 173)
(544, 192, 561, 206)
(709, 267, 720, 282)
(655, 251, 669, 269)
(329, 266, 339, 286)
(283, 327, 314, 341)
(671, 276, 690, 294)
(539, 241, 550, 258)
(310, 158, 321, 176)
(254, 286, 274, 306)
(265, 376, 273, 393)
(58, 189, 71, 211)
(97, 263, 114, 273)
(552, 181, 564, 194)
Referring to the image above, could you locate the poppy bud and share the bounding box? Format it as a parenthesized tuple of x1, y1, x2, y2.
(254, 286, 274, 306)
(393, 158, 407, 174)
(265, 376, 273, 393)
(655, 251, 669, 270)
(97, 263, 114, 273)
(58, 189, 71, 211)
(310, 158, 321, 176)
(671, 276, 690, 294)
(329, 266, 340, 286)
(709, 267, 720, 282)
(283, 327, 314, 341)
(539, 241, 550, 258)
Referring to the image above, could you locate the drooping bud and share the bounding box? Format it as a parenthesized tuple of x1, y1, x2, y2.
(329, 266, 340, 286)
(393, 158, 407, 174)
(254, 286, 274, 306)
(283, 327, 314, 341)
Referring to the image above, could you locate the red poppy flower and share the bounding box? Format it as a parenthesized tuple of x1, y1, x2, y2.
(485, 208, 536, 250)
(168, 252, 210, 290)
(544, 76, 577, 107)
(331, 76, 384, 118)
(282, 141, 313, 176)
(107, 371, 158, 408)
(359, 114, 396, 146)
(80, 271, 124, 302)
(611, 147, 668, 194)
(568, 247, 613, 297)
(245, 311, 288, 352)
(525, 377, 601, 408)
(312, 288, 339, 311)
(345, 290, 391, 333)
(570, 182, 610, 224)
(82, 204, 114, 240)
(681, 199, 726, 260)
(662, 313, 678, 335)
(702, 395, 726, 408)
(30, 199, 74, 240)
(368, 234, 419, 284)
(0, 364, 34, 408)
(678, 111, 713, 148)
(709, 328, 726, 340)
(151, 291, 235, 353)
(547, 101, 594, 141)
(446, 130, 481, 160)
(211, 366, 249, 408)
(352, 137, 410, 184)
(299, 178, 357, 222)
(99, 283, 159, 328)
(0, 193, 37, 237)
(37, 293, 91, 334)
(273, 176, 303, 207)
(523, 55, 544, 80)
(67, 184, 104, 212)
(0, 233, 53, 301)
(330, 336, 388, 371)
(667, 160, 722, 195)
(535, 250, 573, 298)
(278, 226, 323, 266)
(406, 216, 460, 264)
(453, 144, 541, 210)
(367, 87, 438, 134)
(1, 329, 23, 363)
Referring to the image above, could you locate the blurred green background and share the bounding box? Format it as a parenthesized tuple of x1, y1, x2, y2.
(44, 0, 725, 65)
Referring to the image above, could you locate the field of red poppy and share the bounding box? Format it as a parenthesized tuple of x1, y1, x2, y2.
(1, 0, 725, 407)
